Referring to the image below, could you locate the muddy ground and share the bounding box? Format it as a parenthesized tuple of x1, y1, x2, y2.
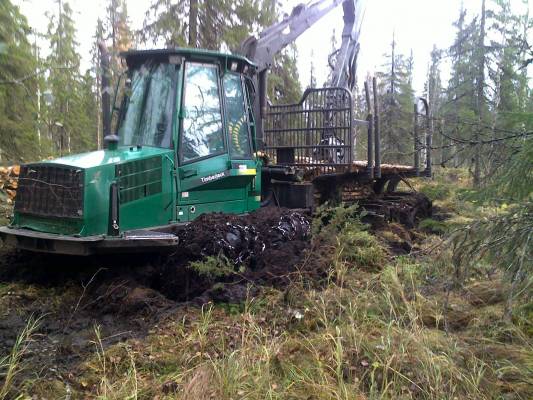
(0, 200, 431, 394)
(0, 208, 316, 384)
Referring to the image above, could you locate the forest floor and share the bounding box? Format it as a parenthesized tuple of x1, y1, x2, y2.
(0, 169, 531, 399)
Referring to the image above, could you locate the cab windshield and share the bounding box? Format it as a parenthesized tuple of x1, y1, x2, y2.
(118, 61, 177, 149)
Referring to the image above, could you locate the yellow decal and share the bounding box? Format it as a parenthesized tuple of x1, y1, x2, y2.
(237, 168, 256, 175)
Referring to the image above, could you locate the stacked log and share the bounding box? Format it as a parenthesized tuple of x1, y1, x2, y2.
(0, 165, 19, 204)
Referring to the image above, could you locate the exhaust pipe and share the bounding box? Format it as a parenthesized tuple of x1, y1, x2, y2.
(97, 41, 118, 150)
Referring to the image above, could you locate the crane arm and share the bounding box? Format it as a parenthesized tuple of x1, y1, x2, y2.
(328, 0, 364, 90)
(240, 0, 346, 72)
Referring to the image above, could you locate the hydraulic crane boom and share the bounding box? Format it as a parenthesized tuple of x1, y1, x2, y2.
(328, 0, 364, 89)
(239, 0, 364, 147)
(241, 0, 344, 71)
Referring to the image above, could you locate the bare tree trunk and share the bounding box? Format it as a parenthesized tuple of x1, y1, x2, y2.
(474, 0, 486, 188)
(189, 0, 198, 47)
(95, 68, 102, 150)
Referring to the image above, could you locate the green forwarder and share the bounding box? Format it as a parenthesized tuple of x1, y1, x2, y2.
(1, 1, 429, 256)
(0, 49, 262, 254)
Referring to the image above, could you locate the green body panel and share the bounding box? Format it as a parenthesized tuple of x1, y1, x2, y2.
(177, 199, 248, 221)
(117, 156, 174, 231)
(11, 147, 175, 236)
(176, 156, 260, 222)
(14, 214, 84, 236)
(9, 49, 262, 241)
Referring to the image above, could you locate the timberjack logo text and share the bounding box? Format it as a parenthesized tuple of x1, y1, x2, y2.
(200, 172, 226, 183)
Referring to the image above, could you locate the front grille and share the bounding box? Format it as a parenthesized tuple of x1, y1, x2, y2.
(116, 156, 162, 204)
(14, 164, 84, 218)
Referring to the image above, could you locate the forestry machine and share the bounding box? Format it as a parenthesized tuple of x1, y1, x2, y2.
(0, 0, 431, 255)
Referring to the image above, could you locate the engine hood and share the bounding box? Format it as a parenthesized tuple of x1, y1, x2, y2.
(45, 146, 173, 170)
(12, 145, 175, 237)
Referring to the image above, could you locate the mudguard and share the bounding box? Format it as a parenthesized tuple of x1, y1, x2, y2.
(0, 226, 179, 256)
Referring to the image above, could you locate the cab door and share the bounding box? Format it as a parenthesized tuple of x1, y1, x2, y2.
(176, 62, 253, 222)
(223, 73, 261, 212)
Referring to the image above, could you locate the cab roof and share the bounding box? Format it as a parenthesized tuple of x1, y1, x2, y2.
(121, 47, 257, 74)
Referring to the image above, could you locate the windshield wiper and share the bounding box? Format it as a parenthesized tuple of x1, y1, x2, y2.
(134, 75, 153, 146)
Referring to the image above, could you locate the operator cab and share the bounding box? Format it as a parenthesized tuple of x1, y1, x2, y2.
(113, 48, 261, 223)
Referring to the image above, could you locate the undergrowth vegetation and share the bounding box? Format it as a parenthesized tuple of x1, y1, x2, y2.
(0, 315, 40, 400)
(188, 254, 240, 280)
(1, 168, 532, 399)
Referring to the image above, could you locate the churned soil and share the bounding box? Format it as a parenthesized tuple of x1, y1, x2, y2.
(0, 207, 317, 382)
(160, 207, 313, 302)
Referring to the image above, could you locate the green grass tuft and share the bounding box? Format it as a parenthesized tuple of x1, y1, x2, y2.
(336, 223, 385, 270)
(188, 254, 238, 280)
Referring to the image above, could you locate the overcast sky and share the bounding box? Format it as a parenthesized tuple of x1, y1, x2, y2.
(14, 0, 532, 95)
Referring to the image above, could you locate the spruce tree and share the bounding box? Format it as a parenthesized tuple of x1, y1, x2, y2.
(443, 4, 478, 170)
(308, 50, 317, 89)
(268, 46, 302, 104)
(443, 0, 531, 184)
(45, 0, 96, 156)
(0, 0, 40, 163)
(375, 33, 415, 164)
(424, 45, 445, 165)
(486, 0, 532, 173)
(106, 0, 133, 79)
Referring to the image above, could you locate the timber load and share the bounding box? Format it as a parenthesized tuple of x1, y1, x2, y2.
(0, 166, 19, 204)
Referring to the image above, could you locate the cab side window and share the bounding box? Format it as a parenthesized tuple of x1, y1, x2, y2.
(223, 73, 252, 158)
(181, 63, 225, 162)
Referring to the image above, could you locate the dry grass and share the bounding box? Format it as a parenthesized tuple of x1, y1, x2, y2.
(58, 206, 532, 399)
(0, 315, 40, 400)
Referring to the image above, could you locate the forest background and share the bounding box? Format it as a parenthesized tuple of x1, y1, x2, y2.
(0, 0, 532, 189)
(0, 2, 532, 397)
